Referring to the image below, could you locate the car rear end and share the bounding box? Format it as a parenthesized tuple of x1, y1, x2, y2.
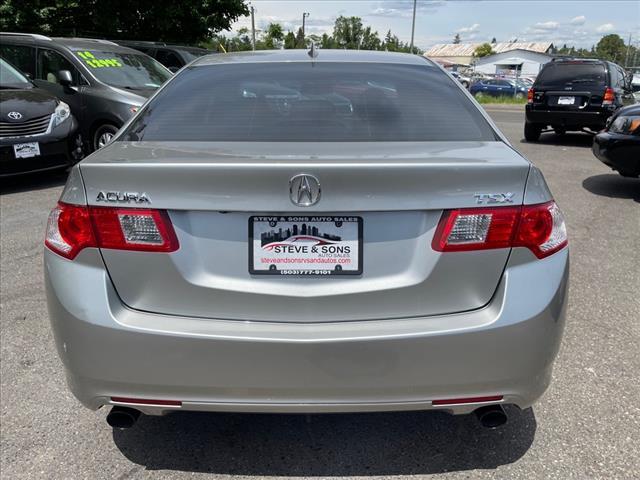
(526, 59, 615, 134)
(44, 51, 569, 423)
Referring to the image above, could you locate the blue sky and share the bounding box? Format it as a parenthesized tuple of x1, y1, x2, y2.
(232, 0, 640, 49)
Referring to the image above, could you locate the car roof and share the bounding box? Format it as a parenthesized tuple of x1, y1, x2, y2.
(549, 58, 606, 65)
(118, 41, 208, 51)
(50, 37, 140, 53)
(193, 49, 435, 67)
(0, 33, 144, 54)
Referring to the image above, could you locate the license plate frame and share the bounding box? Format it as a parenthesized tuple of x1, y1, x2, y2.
(249, 215, 363, 276)
(557, 96, 576, 105)
(13, 142, 41, 159)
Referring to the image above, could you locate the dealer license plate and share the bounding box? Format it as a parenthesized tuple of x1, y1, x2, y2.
(558, 96, 575, 105)
(13, 142, 41, 159)
(249, 216, 362, 275)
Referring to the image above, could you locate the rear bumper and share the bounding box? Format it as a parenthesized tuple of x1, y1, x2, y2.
(45, 247, 569, 415)
(592, 131, 640, 176)
(525, 106, 611, 129)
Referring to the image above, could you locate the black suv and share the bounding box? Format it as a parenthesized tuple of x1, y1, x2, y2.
(525, 58, 635, 141)
(0, 33, 172, 152)
(1, 57, 79, 176)
(115, 41, 211, 72)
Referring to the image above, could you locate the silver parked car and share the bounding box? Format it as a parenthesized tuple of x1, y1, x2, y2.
(45, 50, 569, 430)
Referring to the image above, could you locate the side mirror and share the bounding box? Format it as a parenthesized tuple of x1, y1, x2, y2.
(58, 70, 73, 86)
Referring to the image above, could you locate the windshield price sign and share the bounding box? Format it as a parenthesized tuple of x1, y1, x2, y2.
(76, 51, 122, 68)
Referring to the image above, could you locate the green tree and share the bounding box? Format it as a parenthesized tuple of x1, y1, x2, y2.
(595, 34, 626, 62)
(453, 33, 461, 44)
(263, 22, 284, 49)
(283, 31, 296, 49)
(360, 26, 381, 50)
(473, 43, 495, 57)
(491, 37, 497, 44)
(0, 0, 250, 44)
(333, 16, 365, 49)
(320, 33, 335, 49)
(224, 27, 252, 52)
(294, 27, 306, 48)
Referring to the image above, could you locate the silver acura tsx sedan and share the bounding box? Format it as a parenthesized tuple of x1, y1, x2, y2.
(44, 49, 569, 430)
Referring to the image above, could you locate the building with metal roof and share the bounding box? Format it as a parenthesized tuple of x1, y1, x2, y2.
(425, 42, 553, 65)
(474, 49, 553, 77)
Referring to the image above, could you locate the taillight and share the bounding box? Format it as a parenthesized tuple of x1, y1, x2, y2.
(45, 203, 95, 260)
(432, 201, 567, 259)
(602, 87, 615, 105)
(45, 202, 179, 260)
(527, 88, 534, 104)
(514, 202, 567, 258)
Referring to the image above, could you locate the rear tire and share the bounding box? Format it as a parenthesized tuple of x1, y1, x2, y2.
(93, 124, 119, 151)
(524, 122, 542, 142)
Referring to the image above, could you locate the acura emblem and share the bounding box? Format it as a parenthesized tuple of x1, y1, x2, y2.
(289, 174, 321, 207)
(7, 111, 22, 120)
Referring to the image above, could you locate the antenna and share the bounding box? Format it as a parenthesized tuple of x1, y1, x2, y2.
(308, 42, 318, 59)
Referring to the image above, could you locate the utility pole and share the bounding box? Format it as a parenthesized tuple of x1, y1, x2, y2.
(409, 0, 417, 54)
(302, 12, 309, 37)
(251, 6, 256, 51)
(624, 33, 632, 67)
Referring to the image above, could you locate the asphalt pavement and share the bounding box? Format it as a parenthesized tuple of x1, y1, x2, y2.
(1, 108, 639, 479)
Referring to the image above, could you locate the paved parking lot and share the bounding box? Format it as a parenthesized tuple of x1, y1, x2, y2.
(1, 107, 638, 479)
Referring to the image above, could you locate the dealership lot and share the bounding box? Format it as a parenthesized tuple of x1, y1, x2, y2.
(1, 108, 638, 479)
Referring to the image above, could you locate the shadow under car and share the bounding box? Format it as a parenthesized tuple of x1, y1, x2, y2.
(113, 407, 536, 476)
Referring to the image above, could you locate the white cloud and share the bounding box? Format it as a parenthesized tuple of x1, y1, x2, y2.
(570, 15, 586, 26)
(596, 23, 615, 33)
(370, 7, 402, 17)
(533, 21, 559, 31)
(369, 1, 445, 17)
(457, 23, 480, 33)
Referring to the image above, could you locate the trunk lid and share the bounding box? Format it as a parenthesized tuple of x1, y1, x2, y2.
(80, 140, 530, 322)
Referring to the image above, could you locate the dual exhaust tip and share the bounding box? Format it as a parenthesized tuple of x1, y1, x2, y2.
(106, 404, 507, 430)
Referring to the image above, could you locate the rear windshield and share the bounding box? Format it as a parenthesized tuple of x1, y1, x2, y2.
(122, 62, 497, 142)
(536, 63, 606, 88)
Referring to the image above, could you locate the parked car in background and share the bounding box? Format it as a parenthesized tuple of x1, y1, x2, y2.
(592, 103, 640, 178)
(450, 71, 471, 88)
(1, 57, 79, 176)
(516, 77, 534, 87)
(524, 58, 635, 141)
(630, 69, 640, 102)
(115, 41, 211, 72)
(0, 33, 172, 152)
(470, 78, 529, 98)
(45, 50, 569, 431)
